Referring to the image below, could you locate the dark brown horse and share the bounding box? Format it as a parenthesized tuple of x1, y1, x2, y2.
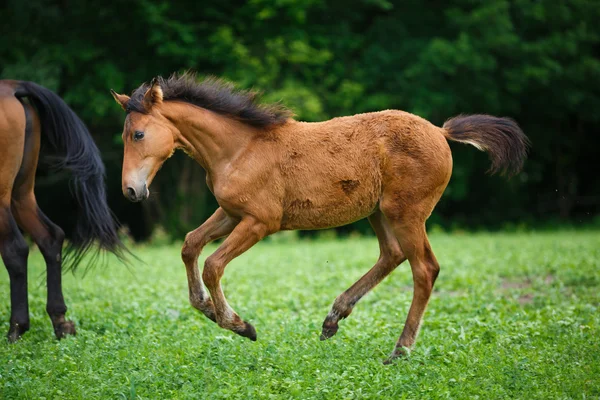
(0, 80, 126, 342)
(112, 73, 528, 362)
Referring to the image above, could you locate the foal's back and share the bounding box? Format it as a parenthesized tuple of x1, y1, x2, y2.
(274, 110, 452, 230)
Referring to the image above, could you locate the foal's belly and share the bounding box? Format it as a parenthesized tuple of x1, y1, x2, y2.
(279, 170, 381, 230)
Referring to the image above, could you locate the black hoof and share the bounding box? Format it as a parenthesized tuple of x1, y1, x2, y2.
(235, 321, 257, 341)
(7, 323, 29, 343)
(7, 329, 21, 343)
(320, 321, 339, 340)
(382, 357, 395, 365)
(54, 320, 77, 339)
(383, 346, 410, 364)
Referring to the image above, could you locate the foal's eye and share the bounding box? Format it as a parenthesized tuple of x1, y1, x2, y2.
(133, 131, 145, 141)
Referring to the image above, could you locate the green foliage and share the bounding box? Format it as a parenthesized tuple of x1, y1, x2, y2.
(0, 231, 599, 398)
(1, 0, 599, 239)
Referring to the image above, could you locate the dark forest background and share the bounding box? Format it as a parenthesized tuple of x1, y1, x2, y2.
(2, 0, 599, 241)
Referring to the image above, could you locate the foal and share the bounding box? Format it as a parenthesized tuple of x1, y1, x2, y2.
(112, 74, 528, 362)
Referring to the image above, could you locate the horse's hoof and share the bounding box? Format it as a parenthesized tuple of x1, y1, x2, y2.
(320, 321, 339, 340)
(235, 321, 257, 341)
(7, 323, 29, 343)
(382, 357, 395, 365)
(54, 320, 77, 339)
(7, 329, 21, 343)
(383, 346, 410, 364)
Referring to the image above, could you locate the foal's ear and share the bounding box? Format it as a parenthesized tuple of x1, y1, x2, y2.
(110, 89, 130, 111)
(142, 77, 163, 110)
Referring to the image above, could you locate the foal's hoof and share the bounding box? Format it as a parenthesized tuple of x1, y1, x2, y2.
(383, 346, 410, 365)
(7, 323, 29, 343)
(54, 320, 77, 339)
(234, 321, 257, 341)
(320, 320, 339, 340)
(382, 356, 397, 365)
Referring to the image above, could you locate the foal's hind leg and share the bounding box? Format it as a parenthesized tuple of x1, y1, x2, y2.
(382, 207, 441, 363)
(12, 193, 75, 339)
(0, 202, 30, 342)
(181, 207, 237, 322)
(321, 209, 406, 340)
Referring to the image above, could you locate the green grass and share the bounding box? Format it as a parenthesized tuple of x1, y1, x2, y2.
(1, 231, 599, 399)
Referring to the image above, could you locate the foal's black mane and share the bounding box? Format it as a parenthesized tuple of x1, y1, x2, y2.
(127, 73, 292, 128)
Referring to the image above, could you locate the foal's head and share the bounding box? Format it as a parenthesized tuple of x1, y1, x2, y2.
(111, 79, 176, 202)
(112, 74, 293, 202)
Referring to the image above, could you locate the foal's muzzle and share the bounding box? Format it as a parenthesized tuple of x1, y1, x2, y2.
(125, 183, 148, 202)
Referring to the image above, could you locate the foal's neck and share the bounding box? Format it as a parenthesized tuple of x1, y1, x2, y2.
(160, 102, 256, 172)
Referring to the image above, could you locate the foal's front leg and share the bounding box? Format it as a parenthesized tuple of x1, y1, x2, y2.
(181, 207, 237, 322)
(202, 216, 268, 341)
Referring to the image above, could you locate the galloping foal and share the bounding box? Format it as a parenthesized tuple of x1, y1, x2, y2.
(112, 74, 528, 362)
(0, 80, 126, 342)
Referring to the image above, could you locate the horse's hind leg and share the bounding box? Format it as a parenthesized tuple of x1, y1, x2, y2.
(0, 96, 30, 341)
(321, 209, 406, 340)
(0, 201, 30, 342)
(8, 100, 74, 339)
(12, 193, 75, 339)
(381, 205, 441, 363)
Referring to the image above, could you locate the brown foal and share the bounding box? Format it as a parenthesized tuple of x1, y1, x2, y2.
(112, 73, 528, 362)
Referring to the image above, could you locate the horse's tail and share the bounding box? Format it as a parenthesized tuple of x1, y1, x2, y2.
(14, 81, 128, 271)
(442, 114, 530, 176)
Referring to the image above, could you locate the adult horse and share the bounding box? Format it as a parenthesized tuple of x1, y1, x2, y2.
(111, 73, 528, 362)
(0, 80, 125, 342)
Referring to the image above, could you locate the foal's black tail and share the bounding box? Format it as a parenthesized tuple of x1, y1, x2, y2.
(443, 114, 530, 177)
(15, 81, 128, 271)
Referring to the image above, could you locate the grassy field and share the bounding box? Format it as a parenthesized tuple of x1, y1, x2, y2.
(0, 231, 599, 399)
